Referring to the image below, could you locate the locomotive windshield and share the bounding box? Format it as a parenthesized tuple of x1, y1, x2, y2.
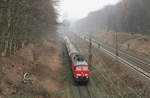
(76, 66, 82, 70)
(83, 66, 88, 70)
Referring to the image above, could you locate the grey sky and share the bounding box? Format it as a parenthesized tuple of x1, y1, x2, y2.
(57, 0, 121, 21)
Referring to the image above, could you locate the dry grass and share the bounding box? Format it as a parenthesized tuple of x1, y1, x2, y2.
(0, 35, 67, 98)
(93, 32, 150, 57)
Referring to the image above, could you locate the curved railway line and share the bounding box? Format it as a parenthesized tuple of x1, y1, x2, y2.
(78, 34, 150, 80)
(63, 40, 101, 98)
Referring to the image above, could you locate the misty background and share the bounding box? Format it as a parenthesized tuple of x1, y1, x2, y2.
(59, 0, 150, 35)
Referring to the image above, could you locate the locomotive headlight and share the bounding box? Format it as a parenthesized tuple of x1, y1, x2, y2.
(77, 74, 81, 76)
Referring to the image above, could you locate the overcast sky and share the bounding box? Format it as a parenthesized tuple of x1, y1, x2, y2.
(57, 0, 121, 21)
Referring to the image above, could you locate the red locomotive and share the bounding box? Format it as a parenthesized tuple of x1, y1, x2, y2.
(64, 36, 90, 83)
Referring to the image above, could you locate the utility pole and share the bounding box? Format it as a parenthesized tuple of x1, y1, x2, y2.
(88, 32, 92, 68)
(115, 32, 119, 56)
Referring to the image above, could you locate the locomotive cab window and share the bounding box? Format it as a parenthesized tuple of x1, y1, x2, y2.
(76, 66, 81, 70)
(83, 66, 88, 70)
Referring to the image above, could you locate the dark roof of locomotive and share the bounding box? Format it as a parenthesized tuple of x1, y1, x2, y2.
(72, 54, 88, 66)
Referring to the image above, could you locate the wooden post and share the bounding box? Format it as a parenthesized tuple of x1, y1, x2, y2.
(115, 32, 119, 56)
(88, 32, 92, 68)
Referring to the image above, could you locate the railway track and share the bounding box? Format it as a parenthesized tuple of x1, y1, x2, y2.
(94, 39, 150, 71)
(77, 34, 150, 80)
(78, 85, 92, 98)
(63, 40, 100, 98)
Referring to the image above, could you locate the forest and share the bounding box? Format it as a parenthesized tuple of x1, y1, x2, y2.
(74, 0, 150, 34)
(0, 0, 57, 57)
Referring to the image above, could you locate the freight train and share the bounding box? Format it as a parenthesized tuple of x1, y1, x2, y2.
(64, 36, 90, 83)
